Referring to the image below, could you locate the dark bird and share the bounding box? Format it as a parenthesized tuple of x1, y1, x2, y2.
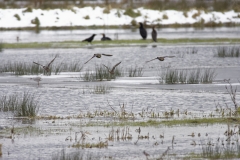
(82, 34, 96, 43)
(101, 33, 112, 41)
(33, 55, 57, 72)
(146, 56, 175, 63)
(139, 22, 147, 40)
(103, 61, 121, 74)
(84, 53, 113, 64)
(151, 26, 157, 42)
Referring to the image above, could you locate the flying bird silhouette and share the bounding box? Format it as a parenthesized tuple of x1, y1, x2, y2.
(151, 26, 157, 42)
(103, 61, 121, 74)
(33, 55, 57, 72)
(84, 53, 113, 64)
(139, 22, 147, 40)
(101, 33, 112, 41)
(82, 34, 96, 43)
(146, 56, 175, 63)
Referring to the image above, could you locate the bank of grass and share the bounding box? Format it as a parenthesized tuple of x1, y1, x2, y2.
(114, 117, 240, 127)
(3, 38, 240, 49)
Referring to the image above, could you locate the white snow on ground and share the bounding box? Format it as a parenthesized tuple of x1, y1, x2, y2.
(0, 7, 240, 28)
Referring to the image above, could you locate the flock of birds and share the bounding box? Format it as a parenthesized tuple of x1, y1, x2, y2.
(30, 22, 175, 86)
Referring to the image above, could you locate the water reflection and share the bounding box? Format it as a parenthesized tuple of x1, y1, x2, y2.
(1, 27, 240, 43)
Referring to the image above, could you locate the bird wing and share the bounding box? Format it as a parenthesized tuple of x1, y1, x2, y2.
(84, 55, 96, 64)
(164, 56, 175, 58)
(103, 64, 110, 72)
(111, 61, 121, 72)
(33, 61, 44, 67)
(102, 54, 113, 56)
(145, 58, 157, 63)
(47, 55, 57, 67)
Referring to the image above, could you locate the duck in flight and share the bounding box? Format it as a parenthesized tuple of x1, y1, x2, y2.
(145, 56, 175, 63)
(33, 55, 58, 72)
(84, 53, 113, 64)
(103, 61, 121, 74)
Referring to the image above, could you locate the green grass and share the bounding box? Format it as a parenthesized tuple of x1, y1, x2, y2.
(0, 41, 3, 52)
(114, 117, 240, 127)
(3, 38, 240, 49)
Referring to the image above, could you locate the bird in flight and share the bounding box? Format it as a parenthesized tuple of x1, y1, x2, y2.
(84, 53, 113, 64)
(101, 33, 112, 41)
(82, 34, 96, 44)
(146, 56, 175, 63)
(33, 55, 57, 72)
(103, 61, 121, 74)
(139, 22, 147, 40)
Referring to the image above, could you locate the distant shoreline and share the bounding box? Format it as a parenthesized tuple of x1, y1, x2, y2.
(0, 23, 240, 31)
(0, 7, 239, 31)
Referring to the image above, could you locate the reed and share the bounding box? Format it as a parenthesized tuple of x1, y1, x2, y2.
(0, 41, 3, 52)
(127, 66, 144, 77)
(81, 64, 123, 81)
(187, 68, 201, 84)
(201, 140, 240, 159)
(93, 85, 112, 94)
(61, 61, 83, 72)
(51, 149, 87, 160)
(0, 92, 39, 117)
(158, 68, 216, 84)
(0, 144, 2, 157)
(217, 46, 240, 57)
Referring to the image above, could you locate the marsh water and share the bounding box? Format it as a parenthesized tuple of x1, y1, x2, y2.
(1, 27, 240, 43)
(0, 29, 240, 159)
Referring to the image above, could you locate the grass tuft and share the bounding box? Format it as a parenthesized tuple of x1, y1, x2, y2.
(93, 85, 112, 94)
(51, 149, 92, 160)
(0, 144, 2, 157)
(81, 64, 123, 81)
(0, 92, 39, 117)
(158, 68, 216, 84)
(124, 8, 141, 18)
(0, 41, 3, 52)
(217, 46, 240, 57)
(14, 14, 21, 21)
(23, 7, 32, 13)
(127, 66, 144, 77)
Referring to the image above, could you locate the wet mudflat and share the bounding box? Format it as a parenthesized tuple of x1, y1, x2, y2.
(0, 44, 240, 159)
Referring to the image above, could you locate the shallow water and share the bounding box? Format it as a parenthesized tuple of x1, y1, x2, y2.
(1, 27, 240, 43)
(0, 44, 240, 159)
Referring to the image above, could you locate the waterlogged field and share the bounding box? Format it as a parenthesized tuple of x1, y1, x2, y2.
(0, 44, 240, 159)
